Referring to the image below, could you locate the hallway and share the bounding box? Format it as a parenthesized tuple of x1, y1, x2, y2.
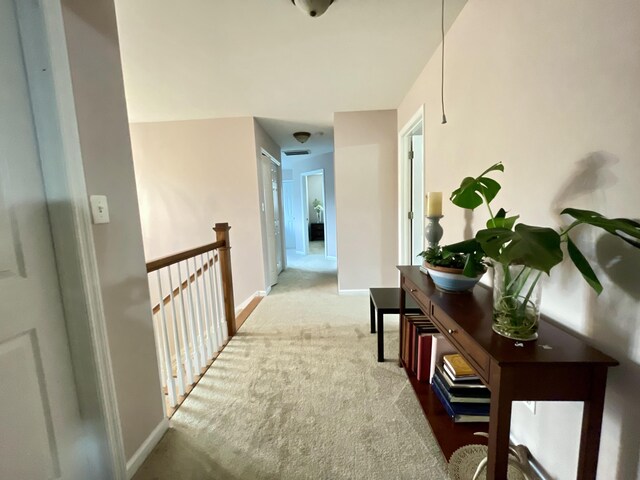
(133, 260, 447, 479)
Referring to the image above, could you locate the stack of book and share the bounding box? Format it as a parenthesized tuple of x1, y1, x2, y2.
(401, 314, 439, 380)
(431, 353, 491, 423)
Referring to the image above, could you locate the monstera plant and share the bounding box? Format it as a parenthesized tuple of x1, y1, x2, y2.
(442, 162, 640, 341)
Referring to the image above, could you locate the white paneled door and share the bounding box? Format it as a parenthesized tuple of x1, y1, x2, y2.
(0, 0, 89, 478)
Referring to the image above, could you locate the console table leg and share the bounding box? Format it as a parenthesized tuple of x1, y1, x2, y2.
(487, 367, 513, 479)
(577, 366, 608, 479)
(377, 313, 384, 362)
(370, 296, 376, 333)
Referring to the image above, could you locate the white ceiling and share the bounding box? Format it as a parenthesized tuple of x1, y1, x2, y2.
(114, 0, 467, 155)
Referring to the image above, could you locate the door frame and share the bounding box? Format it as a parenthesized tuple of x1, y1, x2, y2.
(398, 105, 425, 265)
(18, 1, 126, 478)
(301, 169, 326, 256)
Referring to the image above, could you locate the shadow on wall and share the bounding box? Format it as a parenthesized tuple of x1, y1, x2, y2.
(551, 151, 619, 217)
(590, 233, 640, 479)
(551, 152, 640, 478)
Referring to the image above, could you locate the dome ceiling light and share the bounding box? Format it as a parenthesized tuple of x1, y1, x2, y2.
(293, 131, 311, 144)
(291, 0, 334, 18)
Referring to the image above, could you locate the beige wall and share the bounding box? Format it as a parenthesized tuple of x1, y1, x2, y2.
(130, 117, 269, 306)
(398, 1, 640, 478)
(334, 110, 398, 291)
(60, 0, 164, 461)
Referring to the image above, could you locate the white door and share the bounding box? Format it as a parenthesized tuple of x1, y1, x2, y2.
(0, 0, 90, 478)
(271, 163, 283, 273)
(261, 158, 278, 286)
(410, 134, 424, 264)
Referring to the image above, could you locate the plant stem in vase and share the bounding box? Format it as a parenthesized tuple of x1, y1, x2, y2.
(492, 262, 542, 341)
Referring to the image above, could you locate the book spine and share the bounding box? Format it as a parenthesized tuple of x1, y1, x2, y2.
(433, 368, 490, 399)
(432, 374, 491, 415)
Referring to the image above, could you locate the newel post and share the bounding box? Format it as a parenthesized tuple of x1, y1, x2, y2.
(214, 223, 237, 336)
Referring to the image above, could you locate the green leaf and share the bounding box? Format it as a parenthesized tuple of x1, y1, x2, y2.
(501, 224, 563, 274)
(476, 228, 515, 260)
(478, 162, 505, 177)
(561, 208, 640, 249)
(450, 177, 485, 209)
(443, 238, 482, 255)
(462, 254, 479, 277)
(449, 162, 504, 210)
(566, 237, 603, 294)
(487, 214, 520, 230)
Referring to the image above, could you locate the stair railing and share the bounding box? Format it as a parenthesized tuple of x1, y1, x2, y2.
(145, 223, 236, 414)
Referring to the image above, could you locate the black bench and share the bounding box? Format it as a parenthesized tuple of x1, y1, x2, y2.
(369, 287, 422, 362)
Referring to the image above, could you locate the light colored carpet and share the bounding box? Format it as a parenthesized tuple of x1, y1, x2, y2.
(133, 262, 448, 480)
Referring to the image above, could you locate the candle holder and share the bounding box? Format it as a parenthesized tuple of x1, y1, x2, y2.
(425, 215, 444, 250)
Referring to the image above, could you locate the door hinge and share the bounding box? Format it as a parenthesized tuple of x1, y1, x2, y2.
(408, 211, 414, 220)
(408, 150, 414, 161)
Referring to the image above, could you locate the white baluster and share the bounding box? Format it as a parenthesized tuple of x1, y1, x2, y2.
(167, 265, 194, 386)
(207, 250, 224, 348)
(156, 270, 178, 406)
(185, 260, 206, 372)
(200, 254, 218, 355)
(158, 265, 187, 395)
(178, 262, 200, 383)
(213, 252, 229, 341)
(152, 313, 170, 414)
(192, 256, 212, 361)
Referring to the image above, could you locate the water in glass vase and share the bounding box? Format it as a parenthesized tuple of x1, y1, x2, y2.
(492, 262, 543, 341)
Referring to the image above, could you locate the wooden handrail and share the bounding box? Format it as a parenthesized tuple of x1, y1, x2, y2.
(146, 240, 225, 273)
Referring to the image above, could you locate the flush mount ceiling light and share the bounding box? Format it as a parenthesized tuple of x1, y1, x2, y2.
(293, 131, 311, 143)
(291, 0, 334, 18)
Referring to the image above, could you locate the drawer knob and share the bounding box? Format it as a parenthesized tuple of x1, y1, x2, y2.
(448, 328, 457, 334)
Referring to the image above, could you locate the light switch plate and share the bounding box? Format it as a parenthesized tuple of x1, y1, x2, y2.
(89, 195, 110, 224)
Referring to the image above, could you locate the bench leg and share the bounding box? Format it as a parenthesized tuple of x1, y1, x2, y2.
(370, 296, 376, 333)
(377, 312, 384, 362)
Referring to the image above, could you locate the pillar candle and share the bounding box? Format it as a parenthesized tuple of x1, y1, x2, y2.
(426, 192, 442, 217)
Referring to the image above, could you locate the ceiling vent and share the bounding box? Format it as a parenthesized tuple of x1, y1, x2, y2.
(284, 149, 310, 156)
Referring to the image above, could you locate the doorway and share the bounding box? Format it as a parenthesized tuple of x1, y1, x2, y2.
(260, 150, 284, 290)
(399, 106, 425, 266)
(301, 169, 326, 257)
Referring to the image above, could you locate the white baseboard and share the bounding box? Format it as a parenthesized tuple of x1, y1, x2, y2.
(326, 255, 337, 260)
(126, 418, 169, 479)
(234, 291, 266, 315)
(295, 250, 305, 255)
(338, 289, 369, 296)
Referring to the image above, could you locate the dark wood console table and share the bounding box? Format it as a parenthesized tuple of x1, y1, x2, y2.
(398, 266, 618, 480)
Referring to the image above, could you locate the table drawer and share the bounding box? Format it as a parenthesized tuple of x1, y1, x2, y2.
(402, 275, 430, 312)
(431, 303, 490, 382)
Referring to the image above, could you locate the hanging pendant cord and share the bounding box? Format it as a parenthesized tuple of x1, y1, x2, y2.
(441, 0, 448, 124)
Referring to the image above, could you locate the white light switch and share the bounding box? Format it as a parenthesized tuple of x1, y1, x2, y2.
(90, 195, 110, 224)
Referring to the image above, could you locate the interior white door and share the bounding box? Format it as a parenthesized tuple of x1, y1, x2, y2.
(271, 163, 283, 274)
(410, 134, 424, 264)
(261, 158, 278, 286)
(0, 0, 90, 478)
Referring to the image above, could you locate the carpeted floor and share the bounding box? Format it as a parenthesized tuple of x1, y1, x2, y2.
(133, 253, 448, 480)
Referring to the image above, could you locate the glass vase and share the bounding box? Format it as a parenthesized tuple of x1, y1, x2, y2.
(492, 262, 543, 341)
